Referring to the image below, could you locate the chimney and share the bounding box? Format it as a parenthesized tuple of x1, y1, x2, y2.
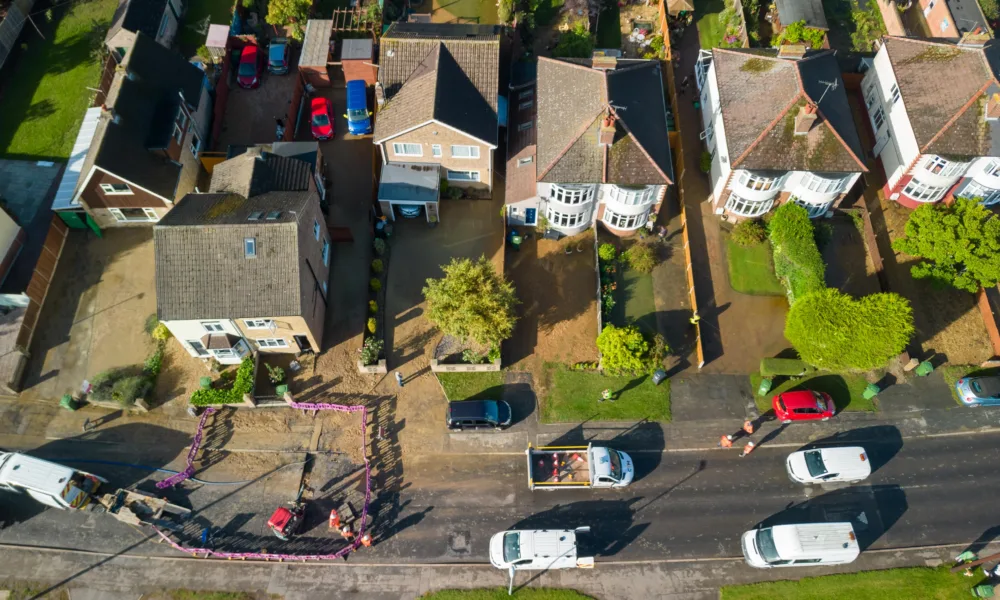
(777, 44, 807, 60)
(794, 103, 818, 135)
(246, 146, 265, 160)
(987, 93, 1000, 121)
(959, 31, 990, 48)
(598, 116, 615, 146)
(592, 55, 618, 71)
(375, 82, 385, 108)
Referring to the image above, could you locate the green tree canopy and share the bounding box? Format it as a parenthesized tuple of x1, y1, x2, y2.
(266, 0, 311, 41)
(423, 256, 518, 349)
(784, 288, 914, 371)
(553, 21, 594, 58)
(891, 198, 1000, 293)
(596, 325, 650, 375)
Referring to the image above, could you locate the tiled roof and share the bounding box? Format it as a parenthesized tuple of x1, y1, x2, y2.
(883, 37, 1000, 158)
(154, 191, 314, 321)
(505, 81, 537, 204)
(105, 0, 170, 43)
(375, 23, 500, 145)
(209, 149, 313, 197)
(535, 57, 672, 185)
(775, 0, 828, 29)
(712, 48, 866, 173)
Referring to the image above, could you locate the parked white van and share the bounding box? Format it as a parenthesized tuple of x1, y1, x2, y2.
(786, 447, 871, 484)
(489, 527, 594, 571)
(741, 523, 860, 568)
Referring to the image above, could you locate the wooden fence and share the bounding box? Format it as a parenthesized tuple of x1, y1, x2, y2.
(16, 216, 69, 353)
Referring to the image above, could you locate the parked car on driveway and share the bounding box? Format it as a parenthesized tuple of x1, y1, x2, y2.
(310, 97, 334, 140)
(785, 447, 871, 484)
(955, 375, 1000, 407)
(268, 38, 290, 75)
(237, 45, 261, 89)
(772, 390, 835, 423)
(344, 79, 373, 135)
(446, 399, 512, 431)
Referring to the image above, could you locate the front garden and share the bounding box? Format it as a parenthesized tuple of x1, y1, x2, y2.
(541, 363, 670, 422)
(721, 566, 974, 600)
(360, 236, 389, 371)
(725, 222, 784, 296)
(437, 371, 505, 401)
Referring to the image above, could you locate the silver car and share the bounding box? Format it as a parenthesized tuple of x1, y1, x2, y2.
(955, 376, 1000, 407)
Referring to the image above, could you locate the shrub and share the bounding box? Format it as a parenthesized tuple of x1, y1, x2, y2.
(112, 375, 151, 408)
(759, 357, 814, 377)
(769, 203, 825, 304)
(373, 238, 387, 256)
(266, 363, 285, 384)
(151, 323, 171, 341)
(191, 357, 255, 406)
(143, 343, 165, 379)
(598, 243, 618, 262)
(650, 333, 669, 367)
(773, 20, 825, 49)
(144, 313, 159, 336)
(448, 186, 463, 200)
(596, 324, 650, 375)
(553, 21, 594, 58)
(367, 317, 377, 334)
(370, 278, 382, 293)
(369, 300, 378, 314)
(731, 220, 767, 248)
(361, 337, 383, 365)
(462, 348, 485, 364)
(487, 345, 501, 363)
(700, 151, 712, 173)
(89, 368, 125, 404)
(423, 256, 518, 348)
(625, 243, 657, 274)
(812, 221, 834, 251)
(498, 0, 515, 22)
(371, 259, 384, 274)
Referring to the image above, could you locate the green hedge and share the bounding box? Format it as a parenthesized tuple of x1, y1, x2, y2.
(190, 357, 255, 406)
(760, 357, 814, 377)
(769, 203, 825, 304)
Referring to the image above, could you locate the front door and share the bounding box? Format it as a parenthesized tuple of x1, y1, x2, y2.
(525, 208, 536, 225)
(294, 335, 312, 352)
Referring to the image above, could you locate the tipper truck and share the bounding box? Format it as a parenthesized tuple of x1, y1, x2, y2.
(525, 443, 634, 490)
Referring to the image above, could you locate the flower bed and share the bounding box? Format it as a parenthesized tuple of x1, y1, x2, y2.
(360, 235, 389, 373)
(190, 356, 255, 406)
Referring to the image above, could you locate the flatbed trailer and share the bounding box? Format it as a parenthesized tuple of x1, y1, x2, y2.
(525, 443, 634, 490)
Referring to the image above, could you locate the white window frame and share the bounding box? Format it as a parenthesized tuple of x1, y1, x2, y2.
(545, 207, 584, 228)
(173, 122, 185, 144)
(109, 207, 158, 222)
(550, 185, 594, 206)
(201, 321, 225, 333)
(725, 192, 773, 217)
(889, 83, 901, 105)
(446, 170, 480, 182)
(431, 144, 442, 158)
(158, 13, 169, 37)
(870, 105, 886, 131)
(256, 338, 289, 348)
(212, 348, 236, 359)
(314, 220, 320, 240)
(392, 143, 422, 157)
(902, 177, 947, 202)
(174, 106, 187, 144)
(518, 121, 533, 131)
(187, 339, 209, 356)
(322, 281, 328, 294)
(941, 18, 950, 31)
(602, 208, 648, 230)
(800, 173, 844, 195)
(243, 319, 274, 330)
(189, 133, 201, 158)
(985, 160, 1000, 178)
(101, 183, 133, 195)
(517, 157, 533, 167)
(245, 237, 257, 258)
(608, 185, 654, 206)
(924, 156, 948, 175)
(737, 172, 779, 192)
(322, 239, 330, 266)
(519, 100, 533, 109)
(450, 145, 480, 159)
(962, 180, 1000, 205)
(790, 195, 834, 218)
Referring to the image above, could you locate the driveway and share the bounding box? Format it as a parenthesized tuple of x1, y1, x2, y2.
(215, 68, 302, 149)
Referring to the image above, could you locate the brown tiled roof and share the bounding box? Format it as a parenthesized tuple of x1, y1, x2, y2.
(535, 57, 672, 185)
(883, 37, 1000, 157)
(505, 82, 537, 204)
(209, 149, 313, 197)
(713, 48, 866, 173)
(375, 23, 500, 145)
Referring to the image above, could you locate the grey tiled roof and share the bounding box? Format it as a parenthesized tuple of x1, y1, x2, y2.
(883, 37, 1000, 158)
(209, 150, 313, 197)
(535, 57, 672, 184)
(106, 0, 170, 44)
(775, 0, 828, 29)
(375, 23, 500, 145)
(154, 191, 313, 321)
(713, 48, 866, 173)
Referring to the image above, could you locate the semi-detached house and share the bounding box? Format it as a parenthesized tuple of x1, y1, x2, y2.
(696, 47, 867, 220)
(861, 34, 1000, 209)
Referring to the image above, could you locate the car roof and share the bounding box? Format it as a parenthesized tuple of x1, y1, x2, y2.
(971, 376, 1000, 397)
(269, 43, 286, 59)
(448, 400, 494, 419)
(779, 390, 820, 408)
(311, 96, 327, 109)
(241, 45, 257, 57)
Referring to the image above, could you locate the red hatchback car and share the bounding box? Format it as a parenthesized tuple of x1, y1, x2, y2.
(772, 390, 835, 423)
(237, 45, 261, 89)
(310, 97, 334, 140)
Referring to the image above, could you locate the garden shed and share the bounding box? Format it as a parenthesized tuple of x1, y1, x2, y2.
(341, 39, 376, 85)
(299, 19, 334, 87)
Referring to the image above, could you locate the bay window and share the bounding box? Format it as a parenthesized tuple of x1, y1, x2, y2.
(800, 173, 845, 195)
(602, 209, 648, 230)
(902, 177, 946, 202)
(923, 155, 967, 177)
(550, 185, 594, 206)
(546, 207, 585, 228)
(961, 180, 1000, 205)
(725, 192, 773, 217)
(790, 195, 834, 218)
(607, 185, 654, 206)
(737, 171, 779, 192)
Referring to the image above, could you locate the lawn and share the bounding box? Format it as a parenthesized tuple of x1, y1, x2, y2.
(721, 566, 973, 600)
(178, 0, 236, 58)
(695, 0, 726, 49)
(623, 268, 656, 336)
(541, 364, 670, 422)
(749, 371, 876, 414)
(437, 371, 504, 401)
(941, 364, 1000, 406)
(595, 4, 622, 49)
(431, 0, 500, 24)
(726, 238, 785, 296)
(0, 0, 118, 160)
(423, 590, 593, 600)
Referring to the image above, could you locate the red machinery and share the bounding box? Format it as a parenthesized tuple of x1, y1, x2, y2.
(267, 482, 307, 541)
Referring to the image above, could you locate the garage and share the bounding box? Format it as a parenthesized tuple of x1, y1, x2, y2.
(377, 163, 440, 223)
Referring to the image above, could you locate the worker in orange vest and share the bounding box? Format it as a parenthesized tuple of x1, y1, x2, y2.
(743, 420, 755, 435)
(360, 532, 373, 547)
(739, 441, 756, 457)
(718, 434, 733, 448)
(329, 509, 341, 530)
(339, 524, 355, 540)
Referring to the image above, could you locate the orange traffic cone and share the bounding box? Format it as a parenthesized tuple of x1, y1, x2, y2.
(329, 509, 341, 529)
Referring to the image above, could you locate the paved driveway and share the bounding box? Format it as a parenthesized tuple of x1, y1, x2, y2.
(215, 68, 301, 149)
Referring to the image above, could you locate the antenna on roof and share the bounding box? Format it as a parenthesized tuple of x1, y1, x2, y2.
(816, 79, 838, 106)
(609, 104, 628, 112)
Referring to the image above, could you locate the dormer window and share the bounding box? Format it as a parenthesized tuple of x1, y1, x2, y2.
(247, 211, 264, 221)
(244, 237, 257, 258)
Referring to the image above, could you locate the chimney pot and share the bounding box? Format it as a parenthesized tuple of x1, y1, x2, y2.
(599, 116, 615, 146)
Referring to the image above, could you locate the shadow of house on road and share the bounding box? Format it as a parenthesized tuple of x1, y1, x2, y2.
(511, 498, 649, 558)
(797, 425, 903, 474)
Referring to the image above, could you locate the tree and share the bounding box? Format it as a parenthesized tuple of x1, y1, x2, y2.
(266, 0, 311, 41)
(625, 242, 657, 274)
(423, 256, 518, 348)
(498, 0, 515, 24)
(596, 325, 650, 375)
(891, 198, 1000, 293)
(785, 288, 913, 371)
(553, 21, 594, 58)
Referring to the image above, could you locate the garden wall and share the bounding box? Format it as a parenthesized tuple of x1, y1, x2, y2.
(430, 358, 500, 373)
(977, 287, 1000, 358)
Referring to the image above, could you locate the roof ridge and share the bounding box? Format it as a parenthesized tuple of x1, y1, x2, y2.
(608, 104, 672, 184)
(796, 61, 868, 172)
(537, 109, 606, 180)
(539, 55, 605, 74)
(919, 80, 992, 154)
(731, 92, 805, 168)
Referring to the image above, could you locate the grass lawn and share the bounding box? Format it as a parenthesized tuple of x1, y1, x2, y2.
(623, 268, 657, 336)
(423, 590, 593, 600)
(437, 371, 504, 401)
(721, 566, 973, 600)
(749, 371, 876, 414)
(595, 4, 622, 49)
(726, 239, 785, 296)
(541, 364, 670, 422)
(941, 364, 1000, 406)
(431, 0, 500, 24)
(0, 0, 118, 160)
(178, 0, 236, 58)
(695, 0, 726, 49)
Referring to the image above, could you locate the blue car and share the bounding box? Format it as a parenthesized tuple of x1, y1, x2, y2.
(955, 376, 1000, 407)
(345, 79, 372, 135)
(268, 38, 290, 75)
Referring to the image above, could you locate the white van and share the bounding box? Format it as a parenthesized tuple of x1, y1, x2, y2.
(786, 447, 871, 484)
(0, 452, 107, 510)
(741, 523, 860, 568)
(489, 527, 594, 571)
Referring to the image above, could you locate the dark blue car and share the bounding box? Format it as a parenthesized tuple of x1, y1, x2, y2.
(268, 38, 290, 75)
(345, 79, 372, 135)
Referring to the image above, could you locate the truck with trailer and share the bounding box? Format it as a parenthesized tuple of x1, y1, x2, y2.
(525, 443, 634, 490)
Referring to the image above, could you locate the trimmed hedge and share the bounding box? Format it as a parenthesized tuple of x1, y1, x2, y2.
(190, 357, 255, 406)
(760, 357, 814, 377)
(769, 203, 825, 304)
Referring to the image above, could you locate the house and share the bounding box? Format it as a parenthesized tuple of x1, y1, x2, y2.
(210, 146, 317, 197)
(51, 32, 211, 228)
(220, 141, 328, 203)
(505, 56, 674, 237)
(154, 190, 331, 364)
(374, 23, 501, 198)
(695, 47, 866, 220)
(861, 34, 1000, 209)
(914, 0, 990, 40)
(105, 0, 182, 61)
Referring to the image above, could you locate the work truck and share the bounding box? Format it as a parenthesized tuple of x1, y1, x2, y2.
(0, 450, 106, 510)
(525, 443, 634, 490)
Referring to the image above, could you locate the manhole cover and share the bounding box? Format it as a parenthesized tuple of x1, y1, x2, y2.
(449, 530, 470, 554)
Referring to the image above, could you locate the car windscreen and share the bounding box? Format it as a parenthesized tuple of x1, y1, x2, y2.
(814, 398, 826, 412)
(312, 113, 330, 127)
(238, 62, 255, 76)
(608, 450, 622, 480)
(803, 450, 828, 477)
(347, 108, 368, 121)
(755, 528, 781, 564)
(503, 532, 520, 563)
(484, 402, 499, 423)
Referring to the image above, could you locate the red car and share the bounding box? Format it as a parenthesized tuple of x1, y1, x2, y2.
(772, 390, 835, 423)
(237, 45, 261, 89)
(310, 97, 334, 140)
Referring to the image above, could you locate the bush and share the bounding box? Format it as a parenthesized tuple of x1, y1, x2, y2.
(361, 337, 383, 365)
(759, 357, 814, 377)
(596, 324, 650, 375)
(731, 220, 767, 248)
(462, 348, 485, 364)
(266, 363, 285, 384)
(598, 243, 617, 262)
(191, 357, 255, 406)
(447, 186, 463, 200)
(769, 203, 825, 304)
(650, 333, 669, 366)
(369, 300, 378, 314)
(371, 259, 384, 274)
(487, 345, 501, 363)
(423, 256, 518, 348)
(367, 317, 377, 334)
(151, 323, 171, 341)
(554, 21, 594, 58)
(498, 0, 515, 22)
(373, 238, 387, 256)
(773, 20, 825, 49)
(700, 151, 712, 173)
(143, 342, 165, 379)
(625, 243, 657, 274)
(370, 278, 381, 292)
(812, 220, 834, 251)
(112, 376, 151, 408)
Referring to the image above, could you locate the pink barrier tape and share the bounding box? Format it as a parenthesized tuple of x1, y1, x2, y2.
(152, 401, 374, 562)
(157, 407, 218, 489)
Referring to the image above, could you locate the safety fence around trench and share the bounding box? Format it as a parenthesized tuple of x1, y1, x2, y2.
(153, 401, 373, 561)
